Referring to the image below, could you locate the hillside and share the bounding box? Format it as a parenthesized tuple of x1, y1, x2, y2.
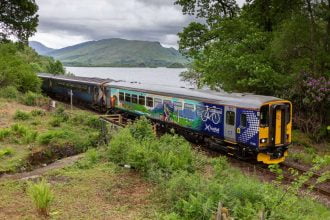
(31, 38, 188, 67)
(29, 41, 54, 55)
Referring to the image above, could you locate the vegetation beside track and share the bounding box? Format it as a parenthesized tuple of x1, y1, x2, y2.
(0, 96, 101, 174)
(1, 118, 329, 219)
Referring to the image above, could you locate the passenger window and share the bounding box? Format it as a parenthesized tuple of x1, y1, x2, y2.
(132, 94, 138, 104)
(154, 98, 162, 107)
(146, 97, 153, 107)
(240, 114, 247, 127)
(226, 111, 235, 125)
(139, 95, 145, 105)
(184, 103, 194, 111)
(174, 101, 182, 110)
(119, 92, 124, 101)
(260, 105, 269, 126)
(125, 93, 131, 102)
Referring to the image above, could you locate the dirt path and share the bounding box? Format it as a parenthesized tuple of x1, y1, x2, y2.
(0, 154, 84, 180)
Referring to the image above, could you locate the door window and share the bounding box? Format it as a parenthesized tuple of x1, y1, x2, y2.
(226, 111, 235, 125)
(260, 105, 269, 126)
(240, 114, 247, 127)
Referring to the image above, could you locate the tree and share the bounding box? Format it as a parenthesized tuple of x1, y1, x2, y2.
(0, 43, 41, 92)
(0, 0, 39, 44)
(46, 60, 65, 75)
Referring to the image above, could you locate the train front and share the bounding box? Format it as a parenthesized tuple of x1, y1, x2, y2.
(257, 101, 292, 164)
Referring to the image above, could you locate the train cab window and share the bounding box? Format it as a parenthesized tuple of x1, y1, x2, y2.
(125, 93, 131, 102)
(154, 98, 162, 107)
(132, 94, 138, 104)
(240, 114, 247, 128)
(139, 95, 145, 105)
(119, 92, 124, 101)
(260, 105, 269, 127)
(174, 101, 183, 111)
(146, 97, 153, 107)
(226, 111, 235, 125)
(184, 103, 195, 111)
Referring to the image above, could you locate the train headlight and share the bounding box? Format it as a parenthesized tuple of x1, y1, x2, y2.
(260, 138, 268, 143)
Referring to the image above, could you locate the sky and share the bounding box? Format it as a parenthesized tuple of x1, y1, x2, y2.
(30, 0, 245, 49)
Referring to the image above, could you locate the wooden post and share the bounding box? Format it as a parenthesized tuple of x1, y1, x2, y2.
(216, 202, 222, 220)
(69, 90, 73, 111)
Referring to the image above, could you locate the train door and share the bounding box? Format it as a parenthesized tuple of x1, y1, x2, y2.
(224, 106, 236, 142)
(271, 104, 290, 145)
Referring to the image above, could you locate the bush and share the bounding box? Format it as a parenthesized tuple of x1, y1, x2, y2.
(13, 110, 31, 120)
(27, 179, 54, 216)
(37, 130, 70, 145)
(0, 128, 11, 141)
(20, 91, 44, 106)
(0, 86, 19, 99)
(31, 109, 46, 117)
(0, 147, 13, 158)
(107, 118, 195, 181)
(10, 124, 37, 144)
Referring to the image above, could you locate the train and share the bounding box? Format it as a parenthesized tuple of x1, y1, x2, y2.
(38, 73, 292, 164)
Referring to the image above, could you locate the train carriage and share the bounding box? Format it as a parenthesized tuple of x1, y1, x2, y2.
(106, 81, 292, 164)
(39, 73, 111, 109)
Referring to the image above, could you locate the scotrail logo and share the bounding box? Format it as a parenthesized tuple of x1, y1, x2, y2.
(205, 124, 220, 134)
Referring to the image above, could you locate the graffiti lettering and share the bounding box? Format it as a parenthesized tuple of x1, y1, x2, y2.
(205, 124, 220, 133)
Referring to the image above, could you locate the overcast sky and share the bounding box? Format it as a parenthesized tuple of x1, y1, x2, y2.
(30, 0, 245, 49)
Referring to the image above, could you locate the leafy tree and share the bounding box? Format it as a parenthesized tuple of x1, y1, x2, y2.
(0, 0, 39, 44)
(0, 43, 41, 92)
(46, 60, 65, 75)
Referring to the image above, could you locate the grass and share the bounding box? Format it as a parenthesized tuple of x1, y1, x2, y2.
(289, 129, 330, 164)
(0, 99, 101, 173)
(27, 179, 54, 216)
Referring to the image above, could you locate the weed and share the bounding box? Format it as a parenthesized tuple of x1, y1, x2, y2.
(0, 86, 19, 99)
(0, 147, 13, 158)
(20, 91, 44, 106)
(37, 130, 70, 145)
(13, 110, 31, 120)
(27, 179, 54, 216)
(0, 128, 11, 140)
(31, 109, 46, 117)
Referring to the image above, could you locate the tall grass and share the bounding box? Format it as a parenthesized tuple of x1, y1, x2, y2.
(13, 110, 31, 120)
(27, 179, 54, 216)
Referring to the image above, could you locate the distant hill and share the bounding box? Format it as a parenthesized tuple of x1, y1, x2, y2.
(29, 41, 55, 55)
(30, 38, 188, 68)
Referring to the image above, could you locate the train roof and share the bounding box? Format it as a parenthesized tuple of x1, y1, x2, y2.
(107, 81, 282, 109)
(38, 73, 113, 85)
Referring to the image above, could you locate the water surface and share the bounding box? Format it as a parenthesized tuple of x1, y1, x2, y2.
(65, 67, 191, 88)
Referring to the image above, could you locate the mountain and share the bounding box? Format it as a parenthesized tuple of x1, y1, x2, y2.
(29, 41, 55, 55)
(41, 38, 188, 67)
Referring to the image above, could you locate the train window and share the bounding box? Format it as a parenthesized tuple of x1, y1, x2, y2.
(174, 101, 183, 110)
(119, 92, 124, 101)
(146, 97, 153, 107)
(139, 95, 145, 105)
(125, 93, 131, 102)
(184, 103, 194, 111)
(240, 114, 247, 128)
(154, 98, 162, 107)
(260, 105, 269, 126)
(163, 100, 172, 104)
(132, 94, 138, 104)
(285, 103, 291, 124)
(226, 111, 235, 125)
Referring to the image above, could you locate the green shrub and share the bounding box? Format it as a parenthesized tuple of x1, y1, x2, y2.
(9, 124, 37, 144)
(0, 147, 13, 158)
(37, 130, 70, 145)
(53, 107, 69, 122)
(27, 179, 54, 216)
(107, 118, 195, 181)
(49, 118, 62, 127)
(0, 128, 11, 141)
(20, 91, 44, 106)
(0, 86, 19, 99)
(31, 109, 46, 117)
(13, 110, 31, 120)
(76, 148, 102, 169)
